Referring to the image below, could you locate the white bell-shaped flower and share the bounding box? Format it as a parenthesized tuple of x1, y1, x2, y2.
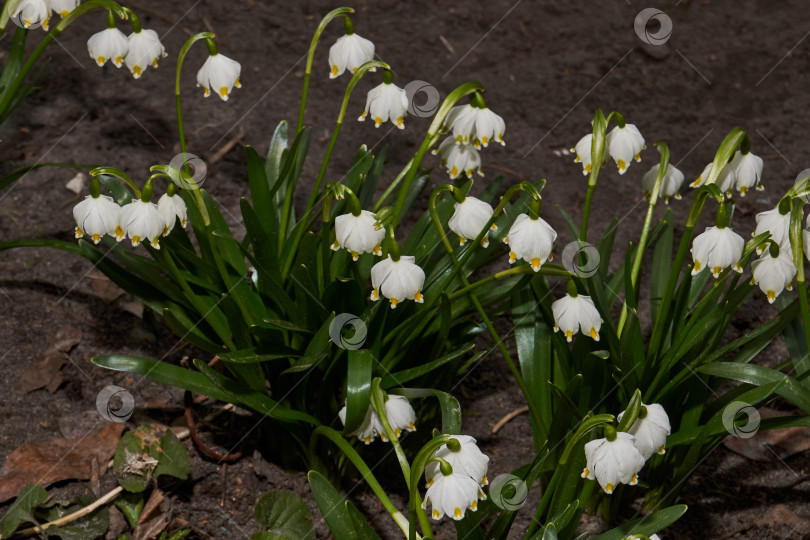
(196, 53, 241, 101)
(423, 469, 485, 521)
(384, 395, 417, 437)
(331, 210, 385, 261)
(443, 104, 505, 148)
(73, 194, 124, 244)
(328, 33, 375, 78)
(582, 432, 645, 494)
(125, 29, 167, 79)
(370, 255, 425, 308)
(753, 207, 791, 254)
(617, 403, 671, 460)
(571, 133, 599, 176)
(690, 162, 736, 194)
(730, 150, 764, 195)
(606, 123, 645, 174)
(448, 196, 495, 247)
(805, 219, 810, 263)
(87, 27, 128, 68)
(338, 403, 384, 445)
(691, 226, 745, 277)
(358, 81, 408, 128)
(552, 293, 602, 342)
(751, 249, 796, 303)
(433, 138, 483, 180)
(425, 435, 489, 488)
(51, 0, 77, 18)
(504, 213, 557, 271)
(10, 0, 50, 30)
(642, 163, 685, 204)
(120, 199, 165, 248)
(157, 192, 188, 236)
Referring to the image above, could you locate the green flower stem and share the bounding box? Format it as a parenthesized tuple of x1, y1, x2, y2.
(617, 142, 669, 336)
(373, 156, 416, 211)
(0, 0, 19, 34)
(296, 7, 354, 134)
(370, 378, 411, 488)
(790, 200, 810, 358)
(174, 32, 215, 227)
(408, 435, 454, 540)
(309, 426, 415, 539)
(391, 81, 485, 227)
(580, 109, 608, 242)
(0, 0, 127, 114)
(428, 187, 545, 436)
(90, 166, 141, 198)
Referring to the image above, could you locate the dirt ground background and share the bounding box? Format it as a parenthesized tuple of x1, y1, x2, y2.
(2, 0, 810, 538)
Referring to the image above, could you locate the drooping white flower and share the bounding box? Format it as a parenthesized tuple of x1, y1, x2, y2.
(504, 213, 557, 271)
(87, 27, 129, 68)
(443, 104, 505, 148)
(157, 192, 188, 236)
(51, 0, 78, 18)
(551, 293, 602, 342)
(338, 395, 416, 444)
(753, 207, 791, 254)
(690, 162, 736, 194)
(691, 226, 745, 277)
(606, 123, 645, 174)
(73, 194, 124, 244)
(425, 435, 489, 488)
(433, 138, 482, 180)
(358, 81, 408, 128)
(751, 250, 796, 303)
(328, 33, 375, 78)
(370, 255, 425, 308)
(448, 196, 495, 247)
(423, 469, 485, 521)
(119, 199, 165, 248)
(338, 403, 384, 445)
(331, 210, 385, 261)
(642, 163, 685, 203)
(730, 150, 764, 195)
(571, 133, 599, 176)
(617, 403, 671, 460)
(125, 29, 167, 79)
(582, 432, 645, 494)
(196, 53, 241, 101)
(805, 217, 810, 263)
(10, 0, 50, 30)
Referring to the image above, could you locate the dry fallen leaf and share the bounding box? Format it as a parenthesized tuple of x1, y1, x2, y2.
(724, 407, 810, 462)
(16, 325, 82, 395)
(0, 423, 124, 503)
(65, 172, 86, 195)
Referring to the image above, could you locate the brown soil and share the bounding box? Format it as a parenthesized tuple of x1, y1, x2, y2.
(2, 0, 810, 538)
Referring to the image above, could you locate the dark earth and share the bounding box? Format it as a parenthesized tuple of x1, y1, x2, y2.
(2, 0, 810, 538)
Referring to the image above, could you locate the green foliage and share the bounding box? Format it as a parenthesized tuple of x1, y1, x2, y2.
(113, 426, 190, 493)
(0, 483, 48, 537)
(252, 491, 315, 540)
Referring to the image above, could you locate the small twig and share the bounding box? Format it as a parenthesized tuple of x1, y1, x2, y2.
(220, 463, 227, 507)
(482, 163, 525, 180)
(209, 131, 245, 165)
(491, 406, 530, 434)
(184, 391, 242, 462)
(12, 486, 123, 538)
(438, 35, 455, 55)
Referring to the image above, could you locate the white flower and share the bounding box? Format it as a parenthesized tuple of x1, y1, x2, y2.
(805, 226, 810, 264)
(358, 81, 408, 128)
(751, 250, 796, 303)
(551, 293, 602, 342)
(448, 197, 495, 247)
(120, 200, 164, 248)
(11, 0, 50, 30)
(331, 210, 385, 261)
(504, 213, 557, 271)
(606, 124, 645, 174)
(690, 162, 735, 194)
(730, 150, 764, 195)
(384, 395, 417, 437)
(433, 138, 482, 180)
(196, 53, 241, 101)
(617, 403, 671, 460)
(571, 133, 601, 176)
(582, 432, 645, 494)
(73, 194, 124, 244)
(50, 0, 77, 18)
(157, 192, 188, 236)
(87, 27, 129, 68)
(423, 470, 485, 521)
(443, 104, 505, 148)
(328, 33, 375, 78)
(642, 163, 685, 203)
(338, 403, 384, 444)
(691, 226, 745, 277)
(753, 207, 791, 253)
(425, 435, 489, 487)
(125, 29, 167, 79)
(370, 255, 425, 308)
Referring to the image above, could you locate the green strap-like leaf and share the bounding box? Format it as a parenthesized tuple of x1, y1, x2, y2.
(592, 504, 687, 540)
(307, 471, 359, 540)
